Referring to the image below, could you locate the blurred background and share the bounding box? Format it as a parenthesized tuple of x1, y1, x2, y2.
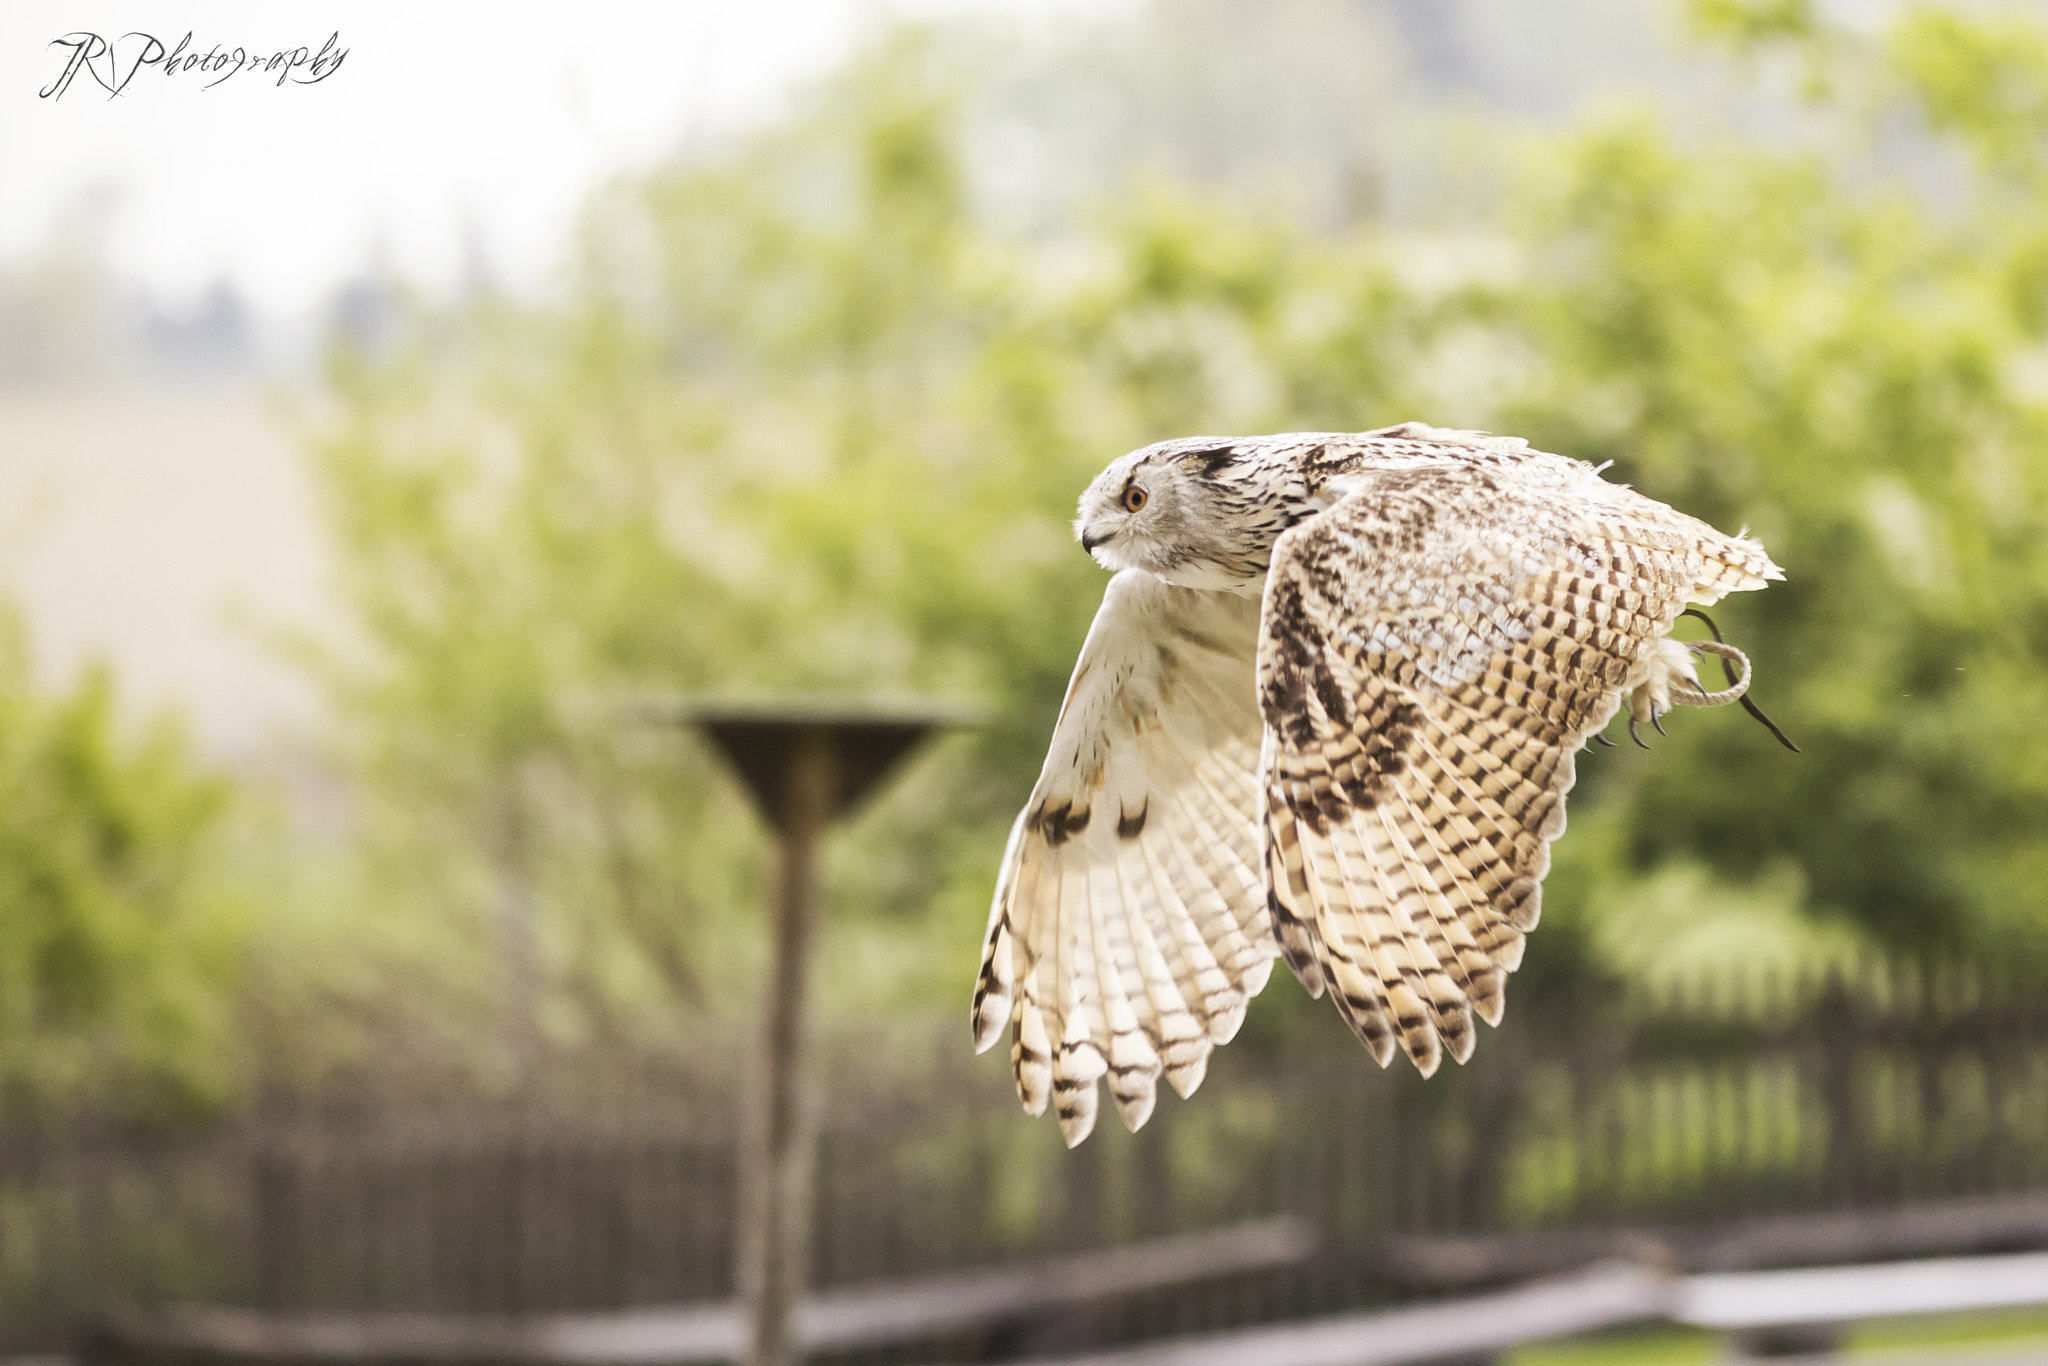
(6, 0, 2048, 1360)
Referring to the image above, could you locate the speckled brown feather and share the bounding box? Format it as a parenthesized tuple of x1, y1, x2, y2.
(1256, 451, 1775, 1073)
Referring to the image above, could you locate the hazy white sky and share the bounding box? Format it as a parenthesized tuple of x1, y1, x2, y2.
(1, 0, 1125, 313)
(0, 1, 1133, 756)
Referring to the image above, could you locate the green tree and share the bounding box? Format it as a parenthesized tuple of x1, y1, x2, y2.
(305, 4, 2048, 1058)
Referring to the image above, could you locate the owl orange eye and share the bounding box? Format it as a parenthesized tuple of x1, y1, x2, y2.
(1120, 485, 1148, 513)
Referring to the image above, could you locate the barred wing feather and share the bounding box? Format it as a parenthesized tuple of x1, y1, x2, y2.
(972, 568, 1274, 1147)
(1255, 463, 1778, 1076)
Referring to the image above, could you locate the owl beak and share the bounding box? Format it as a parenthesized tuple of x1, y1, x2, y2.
(1080, 530, 1107, 553)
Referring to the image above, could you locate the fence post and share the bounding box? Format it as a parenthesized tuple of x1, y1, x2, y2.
(253, 1143, 295, 1310)
(1817, 971, 1858, 1206)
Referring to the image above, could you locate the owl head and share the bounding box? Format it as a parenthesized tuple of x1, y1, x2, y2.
(1073, 438, 1294, 593)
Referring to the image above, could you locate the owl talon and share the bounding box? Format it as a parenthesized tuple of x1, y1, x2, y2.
(1680, 609, 1799, 751)
(1593, 732, 1617, 748)
(1742, 694, 1801, 753)
(1651, 712, 1667, 738)
(1629, 718, 1650, 749)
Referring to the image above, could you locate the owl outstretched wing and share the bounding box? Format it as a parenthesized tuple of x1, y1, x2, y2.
(972, 568, 1275, 1146)
(1256, 462, 1778, 1074)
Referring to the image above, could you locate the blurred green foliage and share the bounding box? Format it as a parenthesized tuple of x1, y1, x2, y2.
(0, 608, 244, 1114)
(288, 3, 2048, 1060)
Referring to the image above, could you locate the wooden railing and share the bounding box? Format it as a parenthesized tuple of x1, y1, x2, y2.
(88, 1234, 2048, 1364)
(8, 959, 2048, 1352)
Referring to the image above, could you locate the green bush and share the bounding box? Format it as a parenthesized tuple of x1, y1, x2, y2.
(0, 608, 244, 1115)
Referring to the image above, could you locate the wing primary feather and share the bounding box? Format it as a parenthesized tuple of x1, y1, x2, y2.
(1283, 713, 1441, 1079)
(1048, 853, 1103, 1144)
(1399, 705, 1543, 970)
(1262, 800, 1325, 998)
(1011, 843, 1056, 1122)
(1373, 794, 1507, 1029)
(1154, 777, 1269, 987)
(1352, 804, 1475, 1069)
(1314, 649, 1479, 1066)
(1120, 840, 1219, 1096)
(1302, 821, 1398, 1065)
(1153, 815, 1258, 1042)
(1162, 744, 1266, 915)
(1407, 707, 1556, 886)
(973, 809, 1030, 1052)
(1301, 811, 1415, 1067)
(1091, 850, 1163, 1132)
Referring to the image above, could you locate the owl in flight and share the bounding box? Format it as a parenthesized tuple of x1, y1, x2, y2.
(972, 425, 1788, 1146)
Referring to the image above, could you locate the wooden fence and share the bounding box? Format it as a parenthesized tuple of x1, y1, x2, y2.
(8, 959, 2048, 1352)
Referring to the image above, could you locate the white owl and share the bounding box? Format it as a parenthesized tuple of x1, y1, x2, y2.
(972, 425, 1789, 1146)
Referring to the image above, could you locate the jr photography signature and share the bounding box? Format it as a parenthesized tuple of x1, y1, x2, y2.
(40, 31, 347, 98)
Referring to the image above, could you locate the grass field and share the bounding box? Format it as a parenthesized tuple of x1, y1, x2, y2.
(1509, 1308, 2048, 1365)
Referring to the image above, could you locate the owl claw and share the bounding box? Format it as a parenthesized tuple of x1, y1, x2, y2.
(1593, 732, 1617, 748)
(1680, 609, 1801, 752)
(1742, 695, 1801, 753)
(1629, 718, 1651, 749)
(1651, 712, 1667, 738)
